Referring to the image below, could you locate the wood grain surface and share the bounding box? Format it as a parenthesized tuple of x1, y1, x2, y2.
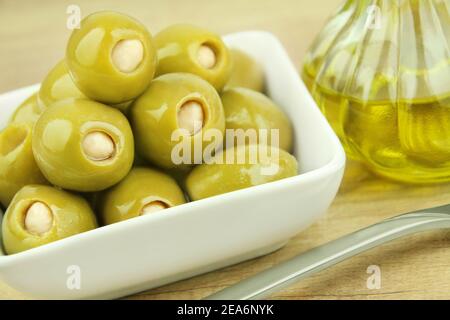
(1, 0, 449, 300)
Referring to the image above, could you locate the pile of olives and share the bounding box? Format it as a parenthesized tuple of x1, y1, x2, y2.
(0, 11, 297, 255)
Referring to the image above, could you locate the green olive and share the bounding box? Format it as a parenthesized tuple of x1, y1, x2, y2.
(221, 87, 293, 151)
(38, 60, 86, 108)
(66, 11, 157, 104)
(0, 123, 48, 207)
(32, 99, 134, 192)
(9, 92, 44, 125)
(99, 167, 186, 225)
(226, 49, 265, 92)
(131, 73, 225, 170)
(154, 24, 231, 91)
(186, 144, 298, 200)
(2, 185, 98, 255)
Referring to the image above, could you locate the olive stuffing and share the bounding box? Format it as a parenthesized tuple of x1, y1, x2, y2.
(99, 167, 186, 225)
(32, 99, 134, 192)
(130, 73, 225, 170)
(2, 185, 98, 254)
(154, 24, 232, 91)
(66, 11, 157, 104)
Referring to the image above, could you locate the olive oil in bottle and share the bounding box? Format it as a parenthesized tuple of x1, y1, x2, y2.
(302, 0, 450, 183)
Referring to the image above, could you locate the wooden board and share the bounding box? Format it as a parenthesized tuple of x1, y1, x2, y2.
(1, 0, 449, 300)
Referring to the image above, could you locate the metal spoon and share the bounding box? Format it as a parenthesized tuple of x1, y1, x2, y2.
(205, 204, 450, 300)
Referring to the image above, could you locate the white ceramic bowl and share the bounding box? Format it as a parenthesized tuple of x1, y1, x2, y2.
(0, 31, 345, 299)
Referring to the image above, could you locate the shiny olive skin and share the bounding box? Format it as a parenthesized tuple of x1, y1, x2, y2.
(32, 99, 134, 192)
(226, 49, 265, 92)
(154, 24, 231, 91)
(9, 93, 44, 125)
(221, 87, 293, 151)
(131, 73, 225, 170)
(2, 185, 97, 255)
(66, 11, 157, 104)
(38, 60, 86, 108)
(99, 167, 186, 225)
(186, 144, 298, 200)
(0, 123, 48, 207)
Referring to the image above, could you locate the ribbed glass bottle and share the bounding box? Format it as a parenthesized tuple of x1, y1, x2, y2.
(302, 0, 450, 183)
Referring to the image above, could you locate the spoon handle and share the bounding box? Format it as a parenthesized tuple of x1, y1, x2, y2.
(205, 209, 450, 300)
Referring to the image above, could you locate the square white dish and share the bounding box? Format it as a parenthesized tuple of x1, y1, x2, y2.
(0, 31, 345, 299)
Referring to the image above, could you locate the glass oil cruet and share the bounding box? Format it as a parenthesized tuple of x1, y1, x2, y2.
(302, 0, 450, 183)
